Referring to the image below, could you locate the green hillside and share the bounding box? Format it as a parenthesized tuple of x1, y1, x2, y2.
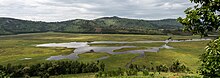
(0, 16, 184, 35)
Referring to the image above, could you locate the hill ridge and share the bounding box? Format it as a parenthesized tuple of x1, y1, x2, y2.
(0, 16, 183, 35)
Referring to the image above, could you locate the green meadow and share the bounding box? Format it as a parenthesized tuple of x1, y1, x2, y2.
(0, 32, 210, 77)
(133, 41, 209, 72)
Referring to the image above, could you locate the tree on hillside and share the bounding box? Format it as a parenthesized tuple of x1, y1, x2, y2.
(178, 0, 220, 77)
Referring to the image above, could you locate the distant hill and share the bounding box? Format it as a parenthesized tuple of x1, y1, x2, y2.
(0, 16, 184, 35)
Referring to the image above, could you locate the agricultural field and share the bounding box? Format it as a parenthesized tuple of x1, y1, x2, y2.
(0, 32, 211, 77)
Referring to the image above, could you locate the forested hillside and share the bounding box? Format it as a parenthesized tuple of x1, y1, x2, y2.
(0, 16, 184, 35)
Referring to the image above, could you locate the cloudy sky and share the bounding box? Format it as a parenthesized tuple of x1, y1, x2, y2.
(0, 0, 194, 22)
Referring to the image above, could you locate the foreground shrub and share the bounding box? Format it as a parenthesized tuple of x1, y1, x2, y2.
(156, 64, 168, 72)
(126, 69, 138, 76)
(169, 60, 190, 73)
(142, 69, 149, 76)
(0, 61, 102, 77)
(96, 68, 124, 77)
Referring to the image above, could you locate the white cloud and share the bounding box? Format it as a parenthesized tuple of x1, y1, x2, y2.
(0, 0, 194, 22)
(159, 2, 189, 10)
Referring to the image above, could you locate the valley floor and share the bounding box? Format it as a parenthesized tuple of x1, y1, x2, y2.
(0, 32, 210, 77)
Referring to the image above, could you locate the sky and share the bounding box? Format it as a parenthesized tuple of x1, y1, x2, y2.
(0, 0, 194, 22)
